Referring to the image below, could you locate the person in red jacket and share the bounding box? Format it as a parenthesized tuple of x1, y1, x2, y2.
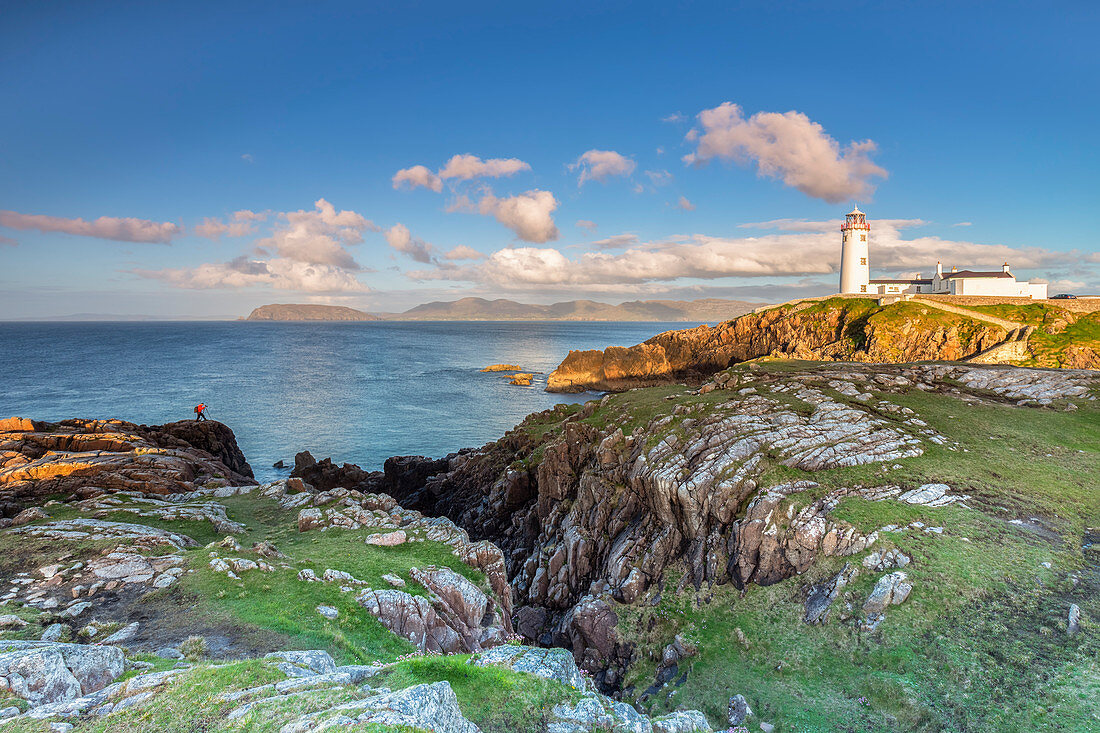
(194, 403, 208, 421)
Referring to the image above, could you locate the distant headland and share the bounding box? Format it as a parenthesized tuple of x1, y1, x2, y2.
(244, 297, 763, 322)
(245, 304, 382, 321)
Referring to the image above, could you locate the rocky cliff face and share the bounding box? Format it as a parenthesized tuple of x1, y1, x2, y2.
(0, 417, 254, 516)
(314, 362, 1098, 691)
(546, 298, 1014, 393)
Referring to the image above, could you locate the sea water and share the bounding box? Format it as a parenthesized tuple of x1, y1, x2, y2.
(0, 321, 687, 481)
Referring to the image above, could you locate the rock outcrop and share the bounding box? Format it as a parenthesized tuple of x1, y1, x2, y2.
(0, 418, 254, 516)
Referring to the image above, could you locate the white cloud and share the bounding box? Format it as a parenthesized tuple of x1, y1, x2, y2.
(442, 245, 485, 261)
(476, 189, 560, 243)
(575, 219, 597, 231)
(571, 149, 636, 185)
(0, 210, 180, 243)
(0, 234, 17, 246)
(393, 154, 530, 192)
(241, 153, 254, 163)
(392, 165, 443, 192)
(683, 102, 887, 203)
(662, 113, 685, 123)
(140, 257, 367, 293)
(677, 196, 696, 211)
(592, 233, 639, 249)
(385, 223, 435, 264)
(193, 210, 266, 239)
(953, 221, 973, 227)
(438, 154, 530, 181)
(255, 199, 375, 270)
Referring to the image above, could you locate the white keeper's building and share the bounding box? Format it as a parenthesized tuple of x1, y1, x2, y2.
(838, 207, 1047, 299)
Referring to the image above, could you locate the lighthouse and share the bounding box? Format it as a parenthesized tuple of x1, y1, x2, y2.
(839, 206, 870, 294)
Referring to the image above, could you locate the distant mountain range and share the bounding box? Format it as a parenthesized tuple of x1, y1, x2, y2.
(245, 297, 764, 322)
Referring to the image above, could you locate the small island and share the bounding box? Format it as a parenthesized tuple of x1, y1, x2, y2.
(245, 304, 381, 321)
(480, 363, 523, 372)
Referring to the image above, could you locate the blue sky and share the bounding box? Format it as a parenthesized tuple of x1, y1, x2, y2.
(1, 1, 1098, 317)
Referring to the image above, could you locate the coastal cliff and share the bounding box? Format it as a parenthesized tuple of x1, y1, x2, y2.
(285, 362, 1099, 728)
(1, 362, 1096, 730)
(546, 297, 1100, 392)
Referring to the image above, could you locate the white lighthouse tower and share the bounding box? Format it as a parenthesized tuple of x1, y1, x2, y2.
(839, 206, 870, 294)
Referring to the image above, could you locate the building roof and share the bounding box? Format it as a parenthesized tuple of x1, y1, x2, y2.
(870, 278, 933, 284)
(941, 270, 1012, 279)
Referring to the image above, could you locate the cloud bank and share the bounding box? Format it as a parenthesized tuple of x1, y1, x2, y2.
(406, 218, 1075, 292)
(0, 210, 181, 243)
(193, 210, 266, 239)
(139, 199, 376, 293)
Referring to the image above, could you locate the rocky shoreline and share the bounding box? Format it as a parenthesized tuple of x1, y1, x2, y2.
(0, 360, 1096, 731)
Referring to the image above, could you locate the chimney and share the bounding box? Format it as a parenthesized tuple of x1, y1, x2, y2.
(952, 266, 958, 272)
(1003, 262, 1010, 274)
(936, 262, 943, 277)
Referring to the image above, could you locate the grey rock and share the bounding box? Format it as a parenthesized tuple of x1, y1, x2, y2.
(468, 645, 586, 691)
(316, 605, 339, 620)
(264, 650, 337, 677)
(279, 680, 481, 732)
(862, 548, 911, 571)
(0, 615, 28, 629)
(0, 642, 124, 706)
(99, 622, 139, 646)
(760, 722, 775, 733)
(549, 692, 652, 732)
(41, 623, 65, 642)
(156, 647, 183, 659)
(653, 709, 712, 732)
(382, 573, 406, 588)
(803, 563, 858, 625)
(59, 602, 92, 619)
(862, 571, 913, 630)
(334, 664, 382, 683)
(728, 693, 753, 725)
(1068, 603, 1082, 635)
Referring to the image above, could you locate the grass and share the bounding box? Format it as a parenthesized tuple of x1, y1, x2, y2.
(134, 492, 493, 665)
(372, 653, 579, 733)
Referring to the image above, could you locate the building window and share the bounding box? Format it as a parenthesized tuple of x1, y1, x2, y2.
(860, 234, 867, 241)
(860, 285, 867, 293)
(860, 257, 867, 265)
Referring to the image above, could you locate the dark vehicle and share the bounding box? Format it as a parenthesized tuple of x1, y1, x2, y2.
(1050, 293, 1078, 299)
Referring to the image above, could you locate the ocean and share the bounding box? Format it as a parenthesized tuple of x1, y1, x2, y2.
(0, 321, 686, 481)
